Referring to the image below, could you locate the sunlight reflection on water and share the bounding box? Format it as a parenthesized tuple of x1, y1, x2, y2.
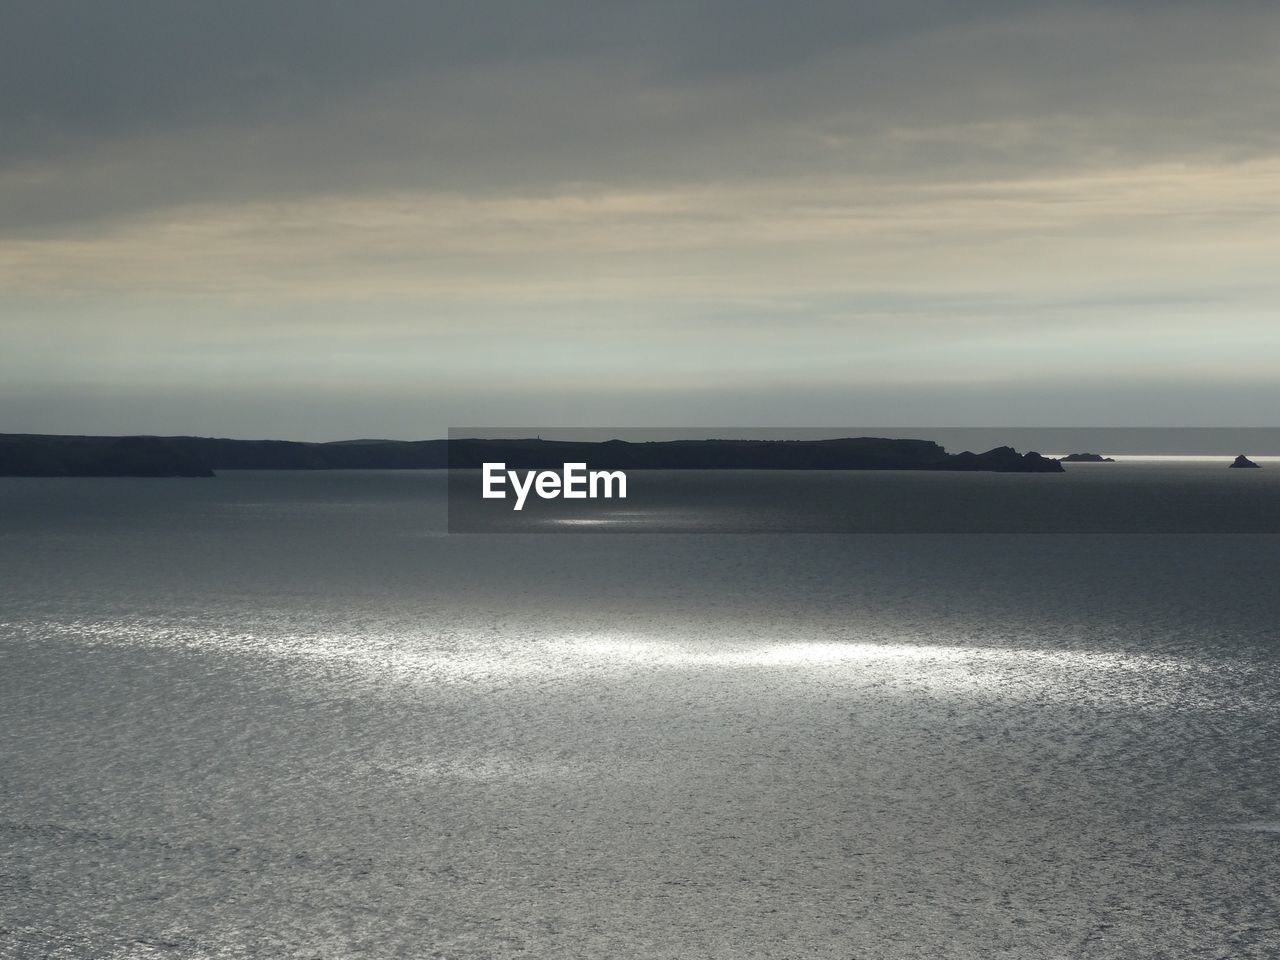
(15, 615, 1261, 714)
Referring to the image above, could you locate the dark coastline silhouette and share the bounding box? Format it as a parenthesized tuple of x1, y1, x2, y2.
(1229, 454, 1261, 469)
(0, 435, 214, 477)
(0, 434, 1066, 477)
(1059, 452, 1116, 462)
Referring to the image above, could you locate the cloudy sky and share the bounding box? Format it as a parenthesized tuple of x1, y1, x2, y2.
(3, 0, 1278, 439)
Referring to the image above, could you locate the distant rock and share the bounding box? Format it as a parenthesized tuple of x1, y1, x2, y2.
(1059, 452, 1115, 462)
(944, 446, 1064, 473)
(1230, 454, 1261, 469)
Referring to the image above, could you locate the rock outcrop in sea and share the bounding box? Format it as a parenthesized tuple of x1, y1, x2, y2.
(1230, 454, 1261, 469)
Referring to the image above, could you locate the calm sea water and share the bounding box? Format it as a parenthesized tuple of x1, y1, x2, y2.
(2, 468, 1279, 958)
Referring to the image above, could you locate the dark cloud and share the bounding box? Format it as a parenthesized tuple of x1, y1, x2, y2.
(4, 1, 1277, 215)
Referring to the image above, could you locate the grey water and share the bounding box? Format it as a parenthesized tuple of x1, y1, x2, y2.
(449, 460, 1280, 533)
(2, 467, 1279, 958)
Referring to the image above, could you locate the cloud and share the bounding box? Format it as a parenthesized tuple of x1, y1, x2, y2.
(3, 1, 1278, 229)
(3, 159, 1277, 305)
(2, 1, 1278, 433)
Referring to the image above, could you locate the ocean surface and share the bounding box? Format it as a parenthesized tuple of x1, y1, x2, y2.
(2, 467, 1278, 958)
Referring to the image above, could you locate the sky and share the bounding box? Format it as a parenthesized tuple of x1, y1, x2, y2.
(2, 0, 1278, 440)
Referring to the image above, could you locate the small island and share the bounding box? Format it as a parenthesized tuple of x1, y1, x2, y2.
(1230, 454, 1261, 469)
(1059, 453, 1116, 463)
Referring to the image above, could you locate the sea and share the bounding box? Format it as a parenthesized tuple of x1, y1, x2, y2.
(2, 464, 1278, 958)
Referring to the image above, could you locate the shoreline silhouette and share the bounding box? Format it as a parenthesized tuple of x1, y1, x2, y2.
(0, 434, 1065, 477)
